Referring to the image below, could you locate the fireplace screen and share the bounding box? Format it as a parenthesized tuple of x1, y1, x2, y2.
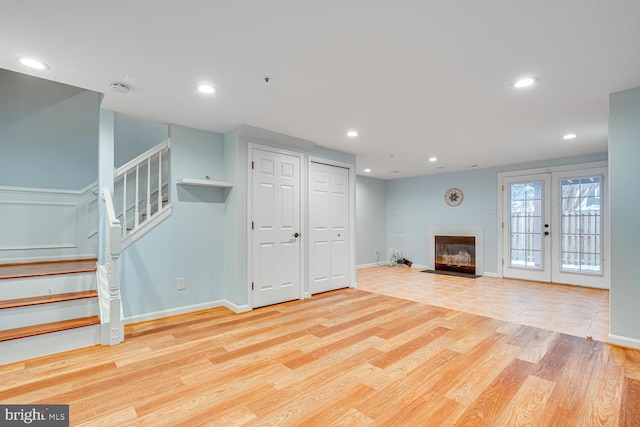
(435, 235, 476, 274)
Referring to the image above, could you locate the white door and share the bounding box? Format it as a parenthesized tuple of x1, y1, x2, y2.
(503, 173, 552, 282)
(309, 162, 349, 294)
(251, 148, 302, 308)
(550, 167, 608, 288)
(502, 167, 608, 288)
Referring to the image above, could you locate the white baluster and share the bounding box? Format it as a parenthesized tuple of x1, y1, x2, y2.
(157, 151, 162, 213)
(146, 157, 151, 222)
(122, 173, 127, 237)
(134, 164, 140, 228)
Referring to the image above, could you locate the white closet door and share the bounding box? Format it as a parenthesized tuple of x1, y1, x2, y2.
(310, 162, 349, 294)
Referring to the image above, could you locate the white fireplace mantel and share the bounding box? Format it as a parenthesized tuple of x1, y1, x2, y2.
(428, 226, 484, 275)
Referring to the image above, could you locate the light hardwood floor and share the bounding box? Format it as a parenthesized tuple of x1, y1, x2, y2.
(1, 286, 638, 426)
(357, 266, 610, 341)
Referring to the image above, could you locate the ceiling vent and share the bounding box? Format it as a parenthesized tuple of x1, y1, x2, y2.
(110, 82, 131, 93)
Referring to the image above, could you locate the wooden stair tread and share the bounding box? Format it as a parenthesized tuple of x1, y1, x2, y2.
(0, 258, 97, 280)
(0, 316, 100, 343)
(0, 290, 98, 310)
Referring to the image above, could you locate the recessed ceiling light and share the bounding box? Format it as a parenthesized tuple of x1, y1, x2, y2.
(562, 133, 577, 140)
(347, 130, 358, 137)
(198, 84, 215, 94)
(513, 77, 537, 88)
(364, 168, 371, 173)
(19, 57, 49, 70)
(428, 157, 438, 162)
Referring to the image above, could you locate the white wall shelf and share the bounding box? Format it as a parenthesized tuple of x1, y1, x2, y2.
(176, 178, 233, 188)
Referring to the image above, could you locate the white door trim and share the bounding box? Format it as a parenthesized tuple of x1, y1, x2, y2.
(308, 157, 356, 292)
(247, 143, 305, 309)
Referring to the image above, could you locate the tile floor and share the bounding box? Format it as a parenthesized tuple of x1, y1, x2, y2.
(356, 265, 610, 342)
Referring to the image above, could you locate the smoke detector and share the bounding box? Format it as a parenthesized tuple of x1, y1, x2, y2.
(110, 82, 131, 93)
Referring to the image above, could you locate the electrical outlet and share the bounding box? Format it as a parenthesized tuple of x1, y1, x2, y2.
(177, 277, 186, 290)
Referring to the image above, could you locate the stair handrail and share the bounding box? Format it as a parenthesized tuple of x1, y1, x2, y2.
(115, 138, 170, 178)
(100, 187, 124, 345)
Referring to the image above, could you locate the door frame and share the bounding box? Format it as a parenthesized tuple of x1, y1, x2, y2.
(497, 160, 609, 288)
(308, 157, 356, 297)
(247, 143, 305, 309)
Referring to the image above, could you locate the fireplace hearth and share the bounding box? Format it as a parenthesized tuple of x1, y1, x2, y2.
(435, 235, 476, 275)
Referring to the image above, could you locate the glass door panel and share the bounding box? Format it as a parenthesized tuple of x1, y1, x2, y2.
(503, 174, 551, 282)
(552, 168, 608, 288)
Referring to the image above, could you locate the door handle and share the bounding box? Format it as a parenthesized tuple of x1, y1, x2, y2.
(293, 232, 300, 238)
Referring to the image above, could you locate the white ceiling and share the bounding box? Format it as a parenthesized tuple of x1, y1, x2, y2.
(1, 1, 639, 179)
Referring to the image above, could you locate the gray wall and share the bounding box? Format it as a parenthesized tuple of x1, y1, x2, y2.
(0, 68, 99, 190)
(609, 86, 640, 345)
(356, 175, 387, 266)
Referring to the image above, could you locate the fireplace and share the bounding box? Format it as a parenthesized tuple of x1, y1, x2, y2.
(435, 235, 476, 275)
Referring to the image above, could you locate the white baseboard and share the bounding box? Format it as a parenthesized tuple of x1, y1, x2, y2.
(223, 300, 251, 313)
(125, 299, 241, 324)
(411, 264, 429, 270)
(357, 263, 379, 269)
(607, 334, 640, 350)
(483, 272, 499, 277)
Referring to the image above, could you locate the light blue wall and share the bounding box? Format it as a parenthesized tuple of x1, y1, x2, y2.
(0, 68, 100, 190)
(98, 110, 114, 265)
(356, 175, 387, 266)
(609, 86, 640, 344)
(119, 124, 226, 318)
(114, 113, 168, 168)
(385, 153, 607, 274)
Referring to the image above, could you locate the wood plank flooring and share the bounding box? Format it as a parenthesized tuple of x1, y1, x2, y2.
(1, 289, 638, 426)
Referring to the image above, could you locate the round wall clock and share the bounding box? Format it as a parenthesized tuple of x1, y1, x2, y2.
(445, 187, 463, 207)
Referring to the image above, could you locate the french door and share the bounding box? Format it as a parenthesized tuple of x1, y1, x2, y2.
(502, 166, 608, 288)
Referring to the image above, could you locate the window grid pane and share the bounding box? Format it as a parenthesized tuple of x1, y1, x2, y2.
(560, 176, 602, 273)
(509, 182, 543, 269)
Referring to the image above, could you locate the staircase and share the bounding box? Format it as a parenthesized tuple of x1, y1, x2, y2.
(0, 259, 101, 365)
(0, 139, 172, 365)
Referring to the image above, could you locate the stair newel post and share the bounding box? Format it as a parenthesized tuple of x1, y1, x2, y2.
(146, 157, 151, 222)
(100, 188, 124, 346)
(107, 227, 123, 345)
(157, 151, 162, 214)
(134, 164, 140, 228)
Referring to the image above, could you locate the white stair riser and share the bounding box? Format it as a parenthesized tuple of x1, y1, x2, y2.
(0, 325, 101, 366)
(0, 299, 98, 330)
(0, 272, 95, 299)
